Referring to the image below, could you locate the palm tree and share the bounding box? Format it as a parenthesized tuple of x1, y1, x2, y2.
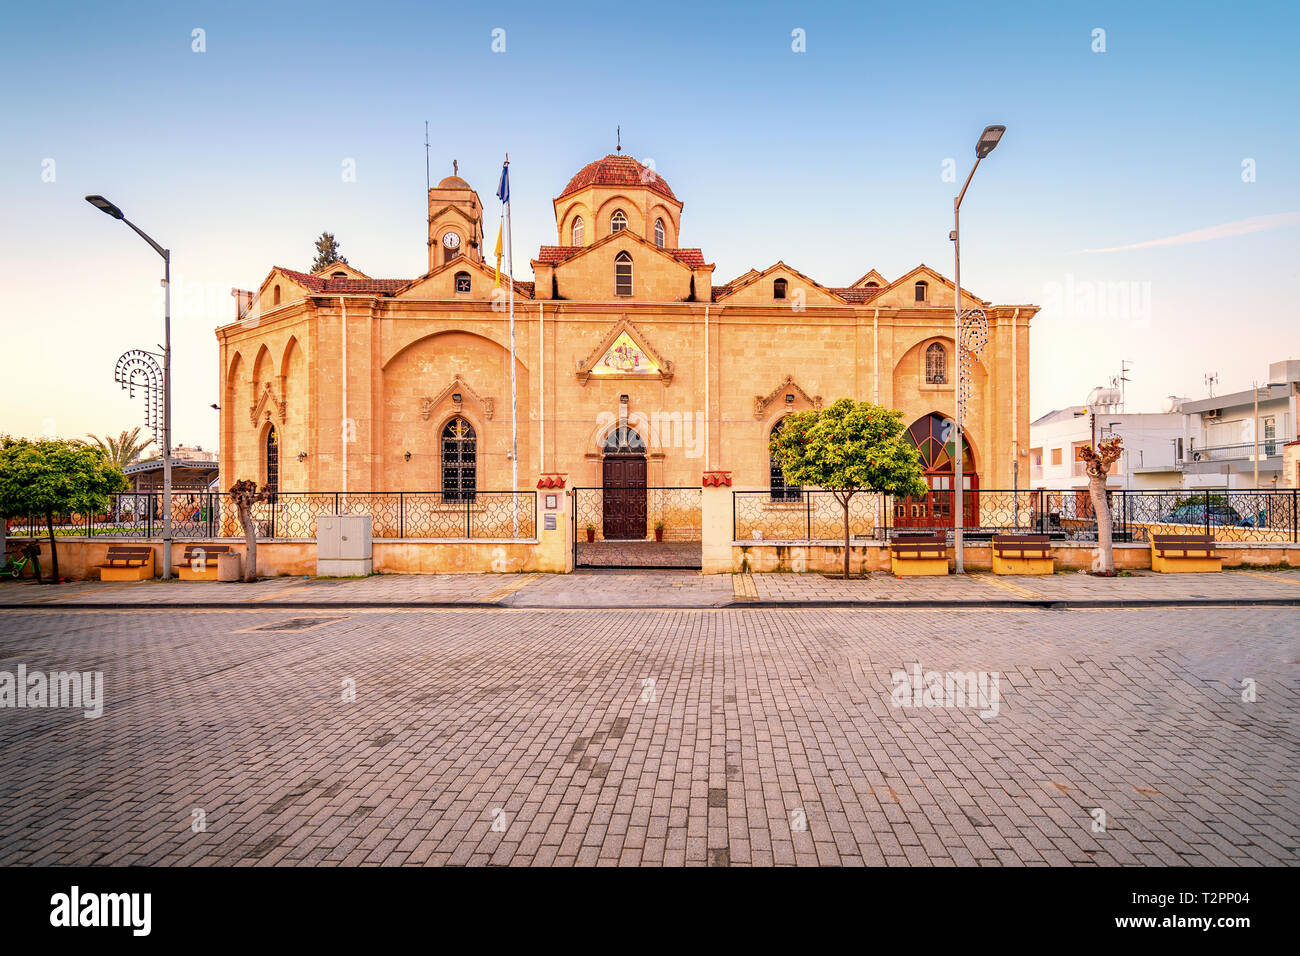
(85, 427, 153, 469)
(84, 429, 152, 523)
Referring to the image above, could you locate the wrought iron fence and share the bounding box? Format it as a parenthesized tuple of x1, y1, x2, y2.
(4, 491, 537, 540)
(573, 487, 702, 542)
(734, 488, 1300, 544)
(734, 490, 884, 541)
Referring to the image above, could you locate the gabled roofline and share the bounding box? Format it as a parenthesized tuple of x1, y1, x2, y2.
(877, 263, 989, 307)
(711, 260, 849, 304)
(393, 253, 532, 298)
(533, 227, 711, 271)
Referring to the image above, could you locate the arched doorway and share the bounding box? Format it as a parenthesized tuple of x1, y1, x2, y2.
(264, 425, 280, 500)
(894, 413, 978, 529)
(601, 424, 647, 539)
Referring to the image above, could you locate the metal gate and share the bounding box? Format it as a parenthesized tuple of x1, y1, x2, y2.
(574, 486, 702, 569)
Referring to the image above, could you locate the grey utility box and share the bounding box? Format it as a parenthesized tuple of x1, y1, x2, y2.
(316, 514, 373, 576)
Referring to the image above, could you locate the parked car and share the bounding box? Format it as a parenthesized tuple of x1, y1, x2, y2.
(1164, 503, 1245, 527)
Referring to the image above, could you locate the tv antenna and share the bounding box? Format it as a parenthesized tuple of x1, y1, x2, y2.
(1111, 359, 1131, 411)
(424, 121, 430, 191)
(1204, 372, 1218, 397)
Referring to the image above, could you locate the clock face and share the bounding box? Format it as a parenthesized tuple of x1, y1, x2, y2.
(442, 231, 461, 249)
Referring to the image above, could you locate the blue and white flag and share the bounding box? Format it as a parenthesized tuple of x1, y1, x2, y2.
(496, 160, 509, 203)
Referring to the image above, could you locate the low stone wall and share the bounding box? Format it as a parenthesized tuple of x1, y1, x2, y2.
(18, 538, 540, 581)
(11, 527, 1297, 581)
(729, 540, 1297, 574)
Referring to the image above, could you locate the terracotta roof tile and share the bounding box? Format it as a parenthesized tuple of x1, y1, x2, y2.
(828, 286, 883, 303)
(536, 245, 704, 267)
(558, 154, 677, 202)
(275, 267, 410, 295)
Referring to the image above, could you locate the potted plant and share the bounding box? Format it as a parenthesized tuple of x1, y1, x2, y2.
(585, 523, 596, 542)
(654, 520, 665, 542)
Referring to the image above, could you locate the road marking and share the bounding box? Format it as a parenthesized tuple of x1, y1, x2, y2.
(482, 574, 541, 603)
(250, 585, 318, 602)
(1230, 570, 1300, 587)
(974, 575, 1044, 600)
(20, 581, 148, 604)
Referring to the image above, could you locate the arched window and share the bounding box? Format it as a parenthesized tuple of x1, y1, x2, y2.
(610, 209, 628, 234)
(654, 218, 665, 248)
(769, 418, 802, 501)
(265, 426, 279, 500)
(925, 342, 947, 384)
(864, 281, 879, 288)
(602, 424, 646, 454)
(571, 216, 585, 245)
(773, 278, 788, 300)
(441, 418, 477, 502)
(914, 280, 928, 302)
(454, 271, 471, 294)
(614, 251, 633, 296)
(331, 271, 347, 278)
(272, 285, 281, 306)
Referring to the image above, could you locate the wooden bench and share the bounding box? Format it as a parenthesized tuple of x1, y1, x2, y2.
(178, 544, 234, 581)
(97, 545, 155, 581)
(1150, 533, 1221, 573)
(992, 534, 1054, 575)
(890, 534, 950, 576)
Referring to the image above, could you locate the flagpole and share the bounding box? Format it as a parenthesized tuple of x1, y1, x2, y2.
(505, 156, 518, 536)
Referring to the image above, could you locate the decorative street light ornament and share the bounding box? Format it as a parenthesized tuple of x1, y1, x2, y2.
(114, 349, 164, 438)
(957, 308, 988, 424)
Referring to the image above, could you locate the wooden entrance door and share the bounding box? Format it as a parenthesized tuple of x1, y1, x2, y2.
(602, 456, 647, 539)
(894, 413, 978, 530)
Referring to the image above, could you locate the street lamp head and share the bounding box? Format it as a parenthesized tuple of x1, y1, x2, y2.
(85, 195, 124, 219)
(975, 125, 1005, 159)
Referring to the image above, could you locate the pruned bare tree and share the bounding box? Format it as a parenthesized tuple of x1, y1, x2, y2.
(1078, 437, 1124, 574)
(228, 479, 269, 582)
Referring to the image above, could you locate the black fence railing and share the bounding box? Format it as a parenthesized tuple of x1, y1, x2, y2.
(573, 487, 702, 542)
(4, 491, 537, 540)
(734, 488, 1300, 544)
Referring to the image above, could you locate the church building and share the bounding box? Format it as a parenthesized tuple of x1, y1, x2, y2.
(216, 151, 1037, 541)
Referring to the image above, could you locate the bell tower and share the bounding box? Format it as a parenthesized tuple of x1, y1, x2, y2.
(428, 161, 484, 272)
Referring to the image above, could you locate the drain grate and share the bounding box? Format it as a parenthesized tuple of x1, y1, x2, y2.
(250, 616, 349, 633)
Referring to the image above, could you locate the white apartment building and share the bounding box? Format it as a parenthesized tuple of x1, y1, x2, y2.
(1029, 407, 1184, 492)
(1030, 359, 1300, 493)
(1177, 360, 1299, 490)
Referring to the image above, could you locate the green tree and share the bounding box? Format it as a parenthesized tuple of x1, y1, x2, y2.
(310, 232, 348, 273)
(84, 427, 152, 469)
(769, 399, 929, 579)
(0, 437, 128, 583)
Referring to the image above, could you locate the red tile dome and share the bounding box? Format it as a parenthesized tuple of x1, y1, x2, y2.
(558, 154, 677, 202)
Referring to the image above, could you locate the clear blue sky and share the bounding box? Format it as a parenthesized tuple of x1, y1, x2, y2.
(2, 0, 1296, 450)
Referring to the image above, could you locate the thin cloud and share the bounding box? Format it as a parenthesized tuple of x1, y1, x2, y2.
(1079, 211, 1300, 253)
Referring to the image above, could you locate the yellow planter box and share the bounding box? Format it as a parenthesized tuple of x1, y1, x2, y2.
(992, 554, 1054, 575)
(891, 555, 949, 576)
(1150, 551, 1222, 573)
(99, 563, 154, 581)
(178, 565, 221, 582)
(97, 549, 155, 581)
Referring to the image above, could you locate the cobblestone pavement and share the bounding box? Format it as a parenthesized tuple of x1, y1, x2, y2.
(746, 569, 1300, 604)
(2, 567, 1298, 609)
(0, 605, 1295, 866)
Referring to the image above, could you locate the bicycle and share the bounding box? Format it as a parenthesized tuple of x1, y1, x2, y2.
(1, 542, 42, 581)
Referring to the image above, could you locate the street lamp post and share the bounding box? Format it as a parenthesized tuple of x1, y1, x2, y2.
(86, 195, 173, 579)
(950, 125, 1005, 574)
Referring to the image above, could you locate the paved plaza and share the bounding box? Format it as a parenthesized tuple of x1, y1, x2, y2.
(1, 567, 1298, 609)
(0, 601, 1295, 866)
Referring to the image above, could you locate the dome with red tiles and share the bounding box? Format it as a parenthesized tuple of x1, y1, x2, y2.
(558, 154, 677, 202)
